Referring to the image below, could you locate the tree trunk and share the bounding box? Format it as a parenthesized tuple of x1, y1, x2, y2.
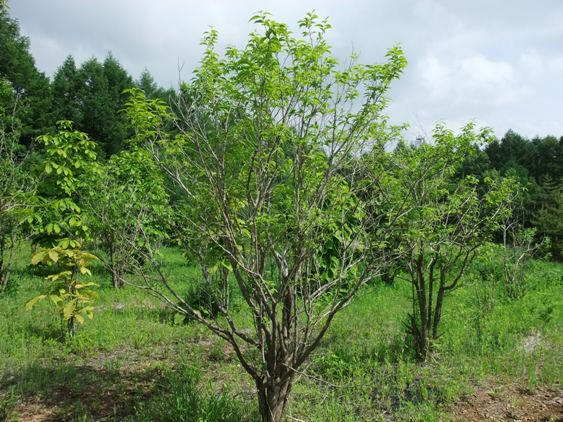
(111, 260, 126, 288)
(0, 235, 6, 292)
(256, 377, 293, 422)
(112, 268, 125, 288)
(67, 316, 76, 337)
(432, 285, 445, 340)
(415, 254, 430, 360)
(0, 234, 15, 293)
(108, 238, 125, 288)
(0, 271, 7, 293)
(381, 266, 396, 285)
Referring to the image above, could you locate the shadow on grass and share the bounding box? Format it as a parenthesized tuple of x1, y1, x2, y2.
(25, 323, 66, 343)
(1, 364, 160, 420)
(1, 362, 254, 421)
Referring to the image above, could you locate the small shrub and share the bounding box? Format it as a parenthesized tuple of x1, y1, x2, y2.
(311, 349, 356, 380)
(26, 241, 99, 338)
(180, 281, 222, 321)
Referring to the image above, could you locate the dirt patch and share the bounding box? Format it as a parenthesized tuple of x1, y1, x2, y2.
(521, 331, 543, 354)
(451, 382, 563, 421)
(2, 338, 235, 421)
(5, 364, 162, 421)
(9, 400, 57, 422)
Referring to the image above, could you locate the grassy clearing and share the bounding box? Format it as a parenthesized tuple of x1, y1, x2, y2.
(1, 246, 561, 421)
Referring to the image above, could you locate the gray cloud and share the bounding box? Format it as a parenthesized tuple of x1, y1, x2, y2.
(9, 0, 563, 139)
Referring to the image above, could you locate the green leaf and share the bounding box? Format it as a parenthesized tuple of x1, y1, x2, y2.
(208, 262, 219, 275)
(174, 313, 186, 325)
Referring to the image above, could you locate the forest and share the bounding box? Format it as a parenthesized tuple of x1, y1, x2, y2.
(0, 4, 562, 421)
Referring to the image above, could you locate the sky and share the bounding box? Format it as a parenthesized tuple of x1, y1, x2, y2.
(9, 0, 563, 140)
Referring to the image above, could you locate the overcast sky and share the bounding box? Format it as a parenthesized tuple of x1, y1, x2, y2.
(9, 0, 563, 140)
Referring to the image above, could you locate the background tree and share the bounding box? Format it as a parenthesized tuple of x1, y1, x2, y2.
(384, 124, 517, 360)
(86, 147, 170, 288)
(135, 13, 406, 422)
(52, 55, 83, 125)
(56, 55, 135, 156)
(483, 131, 563, 238)
(74, 58, 111, 154)
(102, 54, 133, 154)
(0, 5, 52, 145)
(532, 175, 562, 261)
(0, 79, 34, 292)
(486, 130, 533, 177)
(356, 137, 406, 286)
(136, 68, 174, 102)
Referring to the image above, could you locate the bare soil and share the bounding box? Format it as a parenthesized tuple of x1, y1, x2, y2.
(451, 381, 563, 421)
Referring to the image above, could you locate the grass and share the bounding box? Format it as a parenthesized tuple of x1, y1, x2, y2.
(0, 245, 561, 421)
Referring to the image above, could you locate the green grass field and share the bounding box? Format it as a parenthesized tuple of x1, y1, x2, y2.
(1, 246, 561, 421)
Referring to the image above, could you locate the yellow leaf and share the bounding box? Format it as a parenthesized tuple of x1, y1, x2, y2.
(31, 251, 46, 266)
(75, 314, 85, 324)
(25, 295, 46, 310)
(75, 282, 96, 289)
(48, 250, 59, 262)
(63, 302, 76, 320)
